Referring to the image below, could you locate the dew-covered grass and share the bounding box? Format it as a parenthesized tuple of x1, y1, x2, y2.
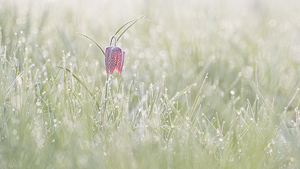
(1, 0, 300, 168)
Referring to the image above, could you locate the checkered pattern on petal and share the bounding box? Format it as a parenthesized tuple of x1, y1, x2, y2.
(105, 46, 116, 74)
(116, 50, 125, 74)
(105, 46, 125, 74)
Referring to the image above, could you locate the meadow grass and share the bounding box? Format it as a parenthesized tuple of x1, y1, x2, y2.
(1, 0, 300, 168)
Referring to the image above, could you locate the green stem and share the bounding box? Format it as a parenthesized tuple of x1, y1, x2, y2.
(104, 73, 109, 112)
(110, 36, 117, 46)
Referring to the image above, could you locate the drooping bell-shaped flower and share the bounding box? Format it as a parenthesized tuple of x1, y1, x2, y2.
(105, 36, 125, 74)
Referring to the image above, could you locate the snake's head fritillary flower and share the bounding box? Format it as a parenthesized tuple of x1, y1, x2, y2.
(105, 46, 125, 74)
(105, 36, 125, 74)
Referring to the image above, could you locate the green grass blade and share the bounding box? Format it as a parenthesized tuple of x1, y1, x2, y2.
(6, 71, 24, 94)
(191, 73, 208, 113)
(116, 14, 147, 41)
(56, 66, 93, 97)
(171, 83, 195, 101)
(57, 66, 100, 111)
(78, 33, 105, 55)
(114, 20, 136, 36)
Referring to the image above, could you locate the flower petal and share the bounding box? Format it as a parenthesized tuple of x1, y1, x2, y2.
(105, 46, 125, 74)
(105, 46, 116, 74)
(116, 50, 125, 74)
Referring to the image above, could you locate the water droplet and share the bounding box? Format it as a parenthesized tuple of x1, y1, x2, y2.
(12, 129, 17, 135)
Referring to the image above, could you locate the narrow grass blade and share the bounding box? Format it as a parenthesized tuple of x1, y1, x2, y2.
(191, 73, 208, 113)
(171, 83, 195, 101)
(114, 20, 136, 36)
(57, 66, 101, 111)
(6, 72, 24, 94)
(57, 66, 93, 96)
(103, 73, 109, 112)
(78, 33, 105, 56)
(149, 88, 159, 117)
(116, 14, 148, 41)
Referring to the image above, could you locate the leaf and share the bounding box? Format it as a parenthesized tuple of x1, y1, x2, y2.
(56, 66, 94, 97)
(114, 20, 136, 36)
(116, 14, 148, 41)
(78, 33, 105, 56)
(191, 73, 208, 113)
(171, 83, 195, 101)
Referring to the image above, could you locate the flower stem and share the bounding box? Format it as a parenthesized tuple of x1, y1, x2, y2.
(110, 36, 117, 46)
(104, 73, 109, 113)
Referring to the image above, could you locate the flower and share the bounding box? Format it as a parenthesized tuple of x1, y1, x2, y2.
(105, 36, 125, 74)
(105, 46, 125, 74)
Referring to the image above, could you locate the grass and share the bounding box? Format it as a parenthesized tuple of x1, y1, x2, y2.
(1, 0, 300, 168)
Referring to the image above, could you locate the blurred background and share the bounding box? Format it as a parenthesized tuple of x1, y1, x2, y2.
(2, 0, 300, 111)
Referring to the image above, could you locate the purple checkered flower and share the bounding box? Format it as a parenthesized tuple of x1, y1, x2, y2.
(105, 36, 125, 74)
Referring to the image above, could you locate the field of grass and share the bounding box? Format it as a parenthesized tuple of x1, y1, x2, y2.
(1, 0, 300, 168)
